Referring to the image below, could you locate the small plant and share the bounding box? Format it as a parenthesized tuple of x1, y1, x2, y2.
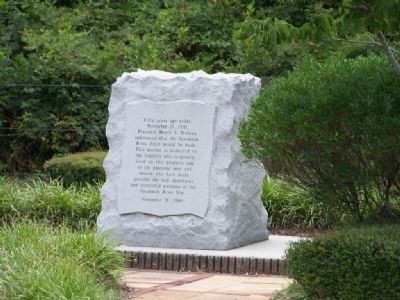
(262, 177, 338, 230)
(285, 225, 400, 299)
(43, 151, 106, 186)
(0, 177, 100, 227)
(0, 221, 123, 299)
(270, 282, 309, 300)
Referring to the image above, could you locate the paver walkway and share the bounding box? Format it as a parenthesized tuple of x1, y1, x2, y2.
(123, 269, 292, 299)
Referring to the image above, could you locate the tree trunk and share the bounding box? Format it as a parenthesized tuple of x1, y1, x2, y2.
(381, 180, 394, 217)
(349, 184, 363, 222)
(378, 32, 400, 77)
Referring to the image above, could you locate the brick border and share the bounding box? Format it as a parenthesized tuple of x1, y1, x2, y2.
(120, 251, 286, 275)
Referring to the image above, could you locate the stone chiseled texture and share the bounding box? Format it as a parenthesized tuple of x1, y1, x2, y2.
(97, 70, 268, 250)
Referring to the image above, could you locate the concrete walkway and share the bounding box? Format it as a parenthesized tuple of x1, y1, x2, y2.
(123, 269, 292, 299)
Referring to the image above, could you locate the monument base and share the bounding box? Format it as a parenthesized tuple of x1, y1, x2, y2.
(118, 235, 300, 275)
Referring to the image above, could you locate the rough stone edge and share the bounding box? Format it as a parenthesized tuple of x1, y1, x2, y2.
(120, 250, 286, 275)
(98, 70, 268, 250)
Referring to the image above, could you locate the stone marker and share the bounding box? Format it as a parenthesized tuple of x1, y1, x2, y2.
(98, 70, 268, 250)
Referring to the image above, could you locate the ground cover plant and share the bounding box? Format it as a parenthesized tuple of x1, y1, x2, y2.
(0, 177, 100, 227)
(240, 55, 400, 221)
(0, 221, 123, 300)
(285, 225, 400, 299)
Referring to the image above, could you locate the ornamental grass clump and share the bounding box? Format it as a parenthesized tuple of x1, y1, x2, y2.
(0, 221, 123, 299)
(0, 177, 100, 227)
(262, 177, 339, 230)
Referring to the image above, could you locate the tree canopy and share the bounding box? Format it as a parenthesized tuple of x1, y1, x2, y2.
(235, 0, 400, 75)
(0, 0, 398, 172)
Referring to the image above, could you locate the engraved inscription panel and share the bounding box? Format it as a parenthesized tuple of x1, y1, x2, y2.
(117, 101, 216, 217)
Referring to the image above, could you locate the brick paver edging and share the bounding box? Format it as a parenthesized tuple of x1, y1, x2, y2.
(120, 251, 286, 275)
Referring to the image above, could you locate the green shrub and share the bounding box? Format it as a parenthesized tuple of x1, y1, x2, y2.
(0, 221, 122, 299)
(270, 282, 309, 300)
(0, 177, 100, 227)
(239, 55, 400, 221)
(43, 151, 106, 186)
(262, 177, 339, 230)
(285, 225, 400, 299)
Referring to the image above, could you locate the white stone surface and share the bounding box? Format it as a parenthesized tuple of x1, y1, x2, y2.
(98, 70, 268, 250)
(117, 101, 215, 217)
(118, 235, 304, 260)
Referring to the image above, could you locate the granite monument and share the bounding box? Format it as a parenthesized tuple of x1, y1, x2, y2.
(98, 70, 268, 250)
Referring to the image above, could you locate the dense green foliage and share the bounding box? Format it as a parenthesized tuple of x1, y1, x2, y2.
(270, 282, 309, 300)
(285, 225, 400, 299)
(0, 221, 122, 299)
(262, 178, 338, 230)
(0, 177, 100, 227)
(0, 0, 376, 173)
(236, 0, 400, 76)
(44, 151, 106, 186)
(240, 55, 400, 220)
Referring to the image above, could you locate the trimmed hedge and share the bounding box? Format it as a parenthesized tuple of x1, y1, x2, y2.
(43, 151, 106, 186)
(285, 225, 400, 299)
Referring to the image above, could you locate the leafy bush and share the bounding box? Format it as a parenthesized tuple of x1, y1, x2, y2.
(285, 225, 400, 299)
(270, 282, 309, 300)
(43, 151, 106, 186)
(239, 55, 400, 221)
(262, 177, 338, 230)
(0, 177, 100, 227)
(0, 221, 122, 299)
